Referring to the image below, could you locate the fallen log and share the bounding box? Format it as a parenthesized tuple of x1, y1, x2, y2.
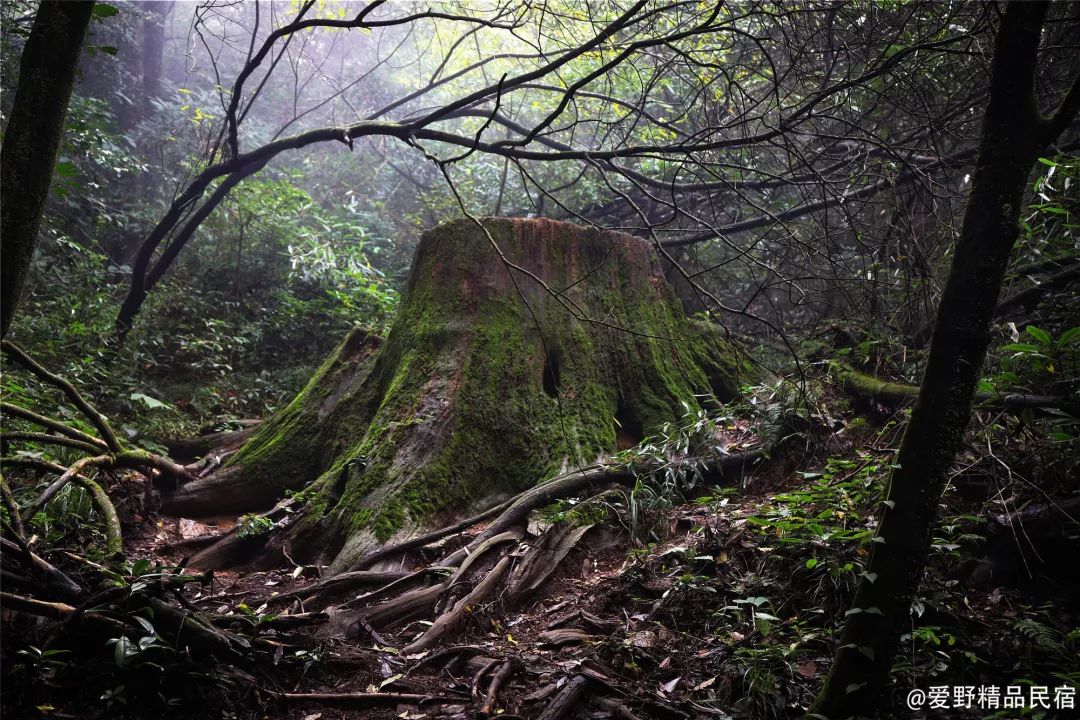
(830, 362, 1080, 417)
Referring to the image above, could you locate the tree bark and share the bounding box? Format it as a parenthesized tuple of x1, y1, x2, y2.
(0, 1, 94, 339)
(813, 3, 1080, 717)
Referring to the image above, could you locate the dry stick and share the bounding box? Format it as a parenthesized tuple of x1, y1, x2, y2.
(350, 496, 516, 571)
(400, 555, 512, 656)
(281, 692, 467, 709)
(0, 402, 108, 450)
(1, 341, 121, 451)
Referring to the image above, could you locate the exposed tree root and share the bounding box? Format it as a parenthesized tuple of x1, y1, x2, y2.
(281, 692, 467, 709)
(506, 522, 594, 603)
(364, 579, 451, 630)
(471, 656, 501, 700)
(270, 569, 410, 607)
(481, 658, 516, 715)
(537, 674, 591, 720)
(401, 555, 512, 655)
(595, 696, 644, 720)
(351, 496, 518, 571)
(0, 430, 783, 719)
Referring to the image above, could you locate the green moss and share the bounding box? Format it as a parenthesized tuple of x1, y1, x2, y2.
(371, 500, 405, 542)
(225, 218, 753, 569)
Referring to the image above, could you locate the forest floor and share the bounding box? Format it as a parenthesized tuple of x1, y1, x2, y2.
(4, 389, 1078, 720)
(143, 483, 830, 719)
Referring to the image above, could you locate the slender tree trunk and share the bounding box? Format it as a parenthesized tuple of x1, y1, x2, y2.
(813, 3, 1079, 718)
(0, 1, 95, 339)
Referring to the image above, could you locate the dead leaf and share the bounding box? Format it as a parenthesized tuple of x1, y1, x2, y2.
(626, 630, 657, 648)
(660, 676, 682, 695)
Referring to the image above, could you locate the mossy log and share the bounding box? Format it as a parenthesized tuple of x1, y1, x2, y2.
(831, 362, 1080, 416)
(164, 218, 751, 571)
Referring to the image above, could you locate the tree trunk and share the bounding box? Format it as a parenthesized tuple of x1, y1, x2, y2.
(0, 1, 94, 339)
(139, 2, 170, 115)
(813, 3, 1080, 717)
(163, 217, 751, 572)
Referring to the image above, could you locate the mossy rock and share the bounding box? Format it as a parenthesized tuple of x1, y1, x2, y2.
(165, 217, 753, 570)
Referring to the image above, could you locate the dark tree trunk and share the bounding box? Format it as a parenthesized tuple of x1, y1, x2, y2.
(0, 1, 94, 339)
(163, 218, 752, 573)
(813, 3, 1080, 717)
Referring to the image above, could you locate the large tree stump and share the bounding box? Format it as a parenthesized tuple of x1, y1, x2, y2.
(163, 218, 750, 570)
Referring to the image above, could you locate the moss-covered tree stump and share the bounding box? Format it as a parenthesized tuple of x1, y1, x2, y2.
(164, 217, 750, 571)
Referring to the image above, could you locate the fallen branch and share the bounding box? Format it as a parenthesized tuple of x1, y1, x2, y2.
(2, 341, 121, 451)
(0, 535, 84, 599)
(22, 454, 112, 523)
(0, 402, 107, 451)
(1, 431, 104, 455)
(0, 590, 76, 618)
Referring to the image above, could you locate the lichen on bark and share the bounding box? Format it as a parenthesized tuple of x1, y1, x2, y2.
(166, 217, 752, 571)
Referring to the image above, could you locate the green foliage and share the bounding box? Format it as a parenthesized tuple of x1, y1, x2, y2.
(746, 454, 890, 598)
(616, 404, 735, 542)
(236, 513, 275, 538)
(991, 324, 1080, 388)
(1018, 156, 1078, 260)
